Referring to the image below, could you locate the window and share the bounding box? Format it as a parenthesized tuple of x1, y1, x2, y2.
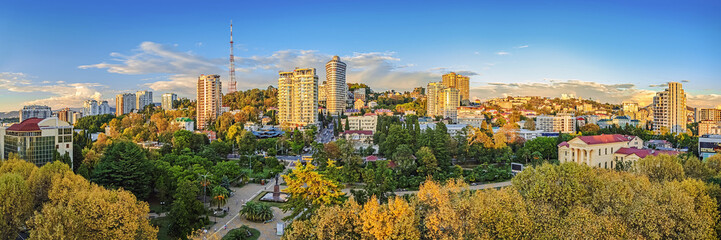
(605, 162, 607, 169)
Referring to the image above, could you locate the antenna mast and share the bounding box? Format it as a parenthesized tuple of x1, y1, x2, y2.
(229, 20, 237, 93)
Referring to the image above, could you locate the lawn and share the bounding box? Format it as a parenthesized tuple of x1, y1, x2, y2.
(222, 226, 261, 240)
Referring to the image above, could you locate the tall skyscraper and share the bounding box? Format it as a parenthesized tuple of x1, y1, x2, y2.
(115, 93, 136, 116)
(325, 56, 347, 116)
(426, 82, 444, 117)
(136, 90, 153, 111)
(318, 81, 328, 107)
(278, 68, 318, 127)
(442, 72, 470, 101)
(197, 74, 222, 130)
(20, 105, 52, 121)
(162, 93, 178, 110)
(442, 88, 460, 122)
(652, 82, 687, 134)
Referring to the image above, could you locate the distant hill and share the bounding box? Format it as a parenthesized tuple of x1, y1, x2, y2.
(0, 111, 19, 119)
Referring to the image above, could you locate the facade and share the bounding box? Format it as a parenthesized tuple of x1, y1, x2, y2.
(426, 82, 444, 117)
(340, 130, 373, 143)
(347, 114, 378, 132)
(278, 68, 318, 127)
(699, 120, 721, 136)
(536, 115, 576, 133)
(197, 75, 223, 130)
(318, 81, 327, 107)
(623, 102, 639, 115)
(699, 135, 721, 160)
(20, 105, 52, 121)
(558, 134, 643, 169)
(441, 72, 470, 101)
(652, 82, 687, 134)
(697, 108, 721, 122)
(353, 88, 366, 102)
(136, 90, 153, 111)
(325, 56, 347, 116)
(162, 93, 178, 110)
(442, 88, 460, 122)
(354, 98, 365, 110)
(0, 117, 73, 167)
(172, 117, 195, 131)
(57, 108, 75, 124)
(115, 93, 136, 116)
(613, 147, 680, 165)
(83, 100, 112, 117)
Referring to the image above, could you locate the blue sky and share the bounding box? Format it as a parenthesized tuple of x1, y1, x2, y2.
(1, 0, 720, 111)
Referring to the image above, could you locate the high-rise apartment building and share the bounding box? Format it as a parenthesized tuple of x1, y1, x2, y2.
(278, 68, 318, 127)
(652, 82, 687, 134)
(623, 102, 639, 114)
(0, 117, 73, 167)
(20, 105, 52, 121)
(442, 88, 460, 122)
(426, 82, 460, 121)
(115, 93, 136, 116)
(318, 81, 328, 107)
(162, 93, 178, 110)
(136, 90, 153, 111)
(442, 72, 470, 101)
(83, 100, 111, 116)
(426, 82, 444, 117)
(325, 56, 347, 116)
(197, 75, 223, 130)
(697, 108, 721, 122)
(57, 107, 73, 123)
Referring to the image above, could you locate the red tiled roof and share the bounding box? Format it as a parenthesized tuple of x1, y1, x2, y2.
(364, 113, 377, 116)
(615, 147, 680, 159)
(342, 130, 373, 135)
(558, 141, 569, 147)
(577, 134, 634, 145)
(576, 117, 585, 120)
(365, 155, 379, 161)
(6, 118, 43, 131)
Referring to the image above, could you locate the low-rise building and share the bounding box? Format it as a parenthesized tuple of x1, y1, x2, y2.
(613, 147, 680, 165)
(699, 135, 721, 160)
(347, 114, 377, 132)
(172, 117, 195, 131)
(536, 115, 576, 133)
(354, 98, 365, 110)
(0, 117, 73, 167)
(558, 134, 643, 169)
(340, 130, 373, 143)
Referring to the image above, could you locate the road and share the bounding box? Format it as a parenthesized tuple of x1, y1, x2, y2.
(316, 122, 334, 144)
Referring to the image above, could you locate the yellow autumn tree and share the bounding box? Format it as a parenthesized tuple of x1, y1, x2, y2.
(28, 173, 157, 240)
(0, 173, 33, 240)
(282, 161, 345, 220)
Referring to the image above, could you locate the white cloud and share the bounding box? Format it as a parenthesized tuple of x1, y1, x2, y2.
(496, 51, 510, 56)
(515, 45, 529, 49)
(0, 72, 106, 109)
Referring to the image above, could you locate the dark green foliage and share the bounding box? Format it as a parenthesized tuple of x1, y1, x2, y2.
(74, 114, 115, 132)
(90, 140, 152, 200)
(168, 179, 206, 239)
(222, 225, 259, 240)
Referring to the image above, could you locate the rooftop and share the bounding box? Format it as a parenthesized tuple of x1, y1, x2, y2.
(576, 134, 636, 145)
(6, 118, 43, 131)
(615, 147, 680, 158)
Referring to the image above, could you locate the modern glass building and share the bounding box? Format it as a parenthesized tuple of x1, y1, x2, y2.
(0, 117, 73, 167)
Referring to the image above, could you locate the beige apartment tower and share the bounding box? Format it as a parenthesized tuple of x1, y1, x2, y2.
(115, 93, 136, 116)
(197, 74, 222, 130)
(442, 72, 470, 101)
(325, 56, 347, 115)
(426, 82, 444, 117)
(652, 82, 687, 134)
(278, 68, 318, 127)
(426, 82, 460, 121)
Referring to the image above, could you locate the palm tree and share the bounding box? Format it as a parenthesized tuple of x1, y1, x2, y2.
(239, 202, 273, 222)
(212, 185, 229, 210)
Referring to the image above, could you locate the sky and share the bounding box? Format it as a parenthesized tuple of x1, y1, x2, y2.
(1, 0, 720, 112)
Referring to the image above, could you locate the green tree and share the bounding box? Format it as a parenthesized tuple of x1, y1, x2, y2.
(416, 147, 438, 176)
(237, 131, 257, 156)
(212, 185, 229, 210)
(91, 140, 153, 200)
(634, 154, 685, 182)
(392, 144, 416, 174)
(240, 201, 273, 222)
(168, 179, 206, 239)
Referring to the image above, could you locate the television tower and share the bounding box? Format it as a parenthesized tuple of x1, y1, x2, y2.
(228, 20, 237, 93)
